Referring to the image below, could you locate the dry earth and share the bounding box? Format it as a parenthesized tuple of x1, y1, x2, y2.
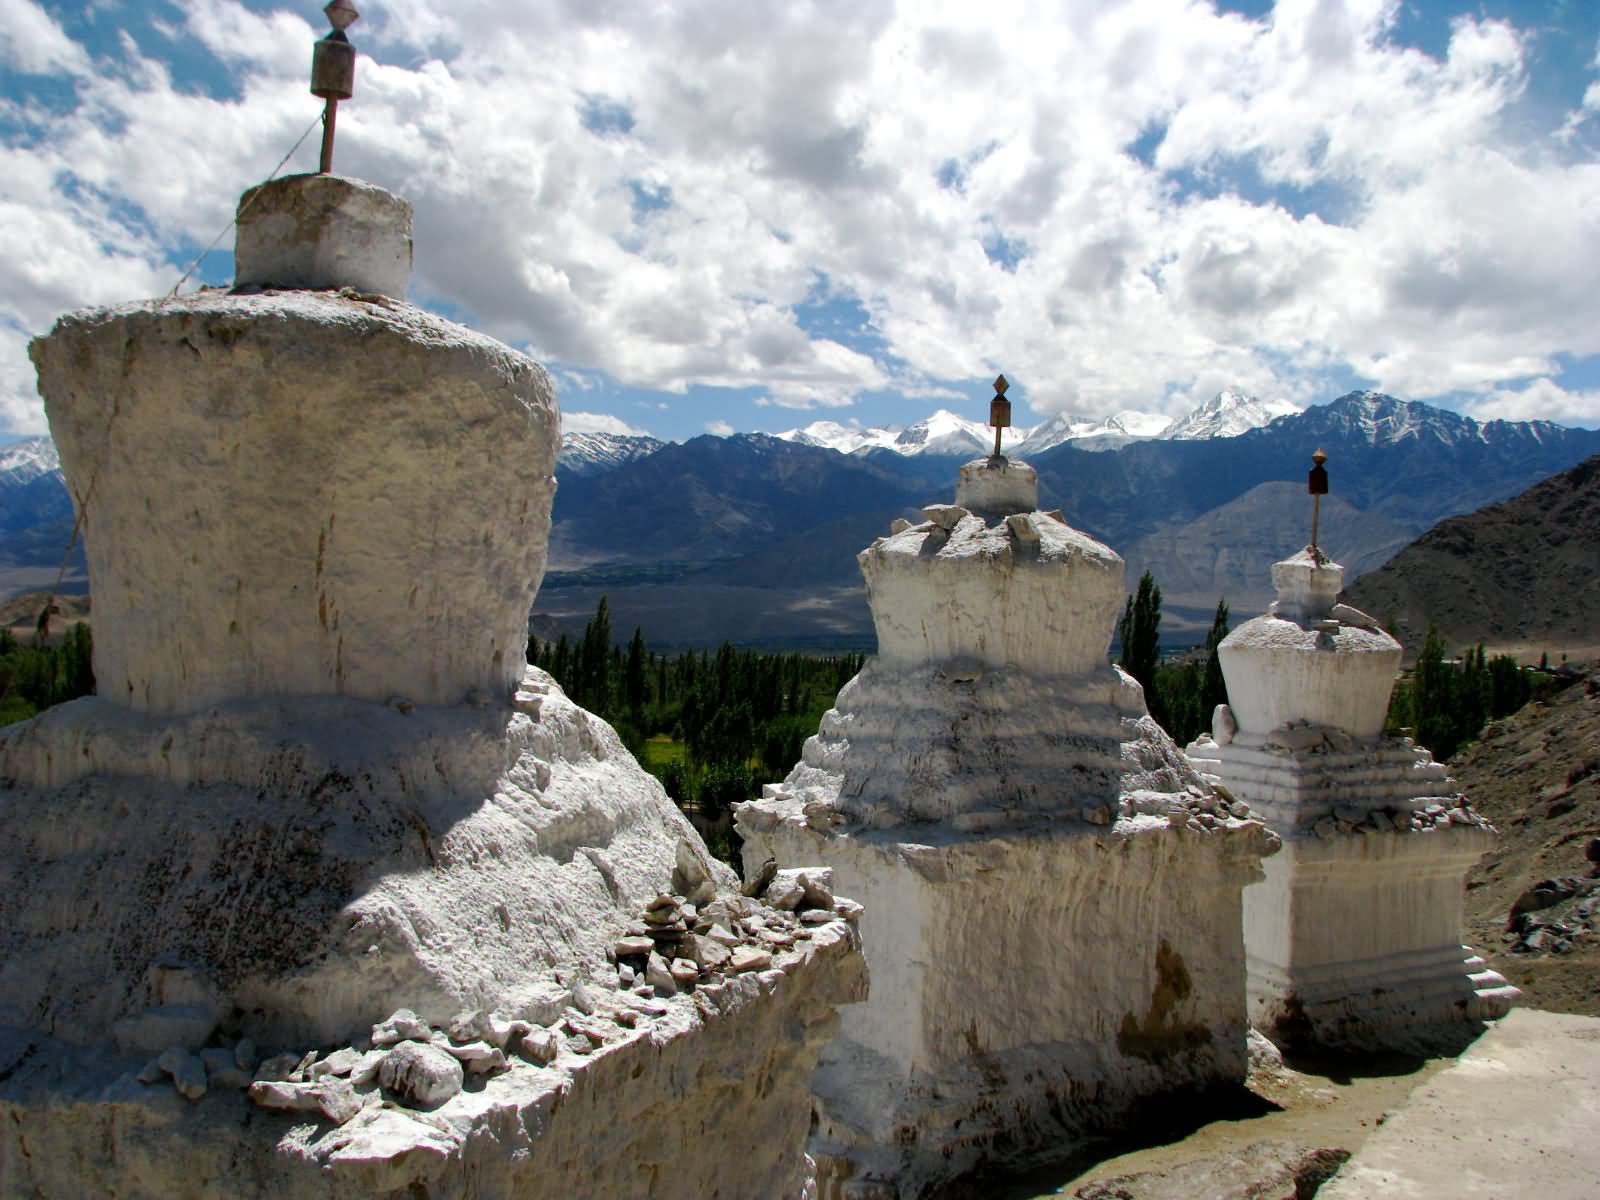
(1455, 668, 1600, 1017)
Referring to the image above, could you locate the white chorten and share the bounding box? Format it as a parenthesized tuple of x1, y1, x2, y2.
(0, 165, 863, 1199)
(738, 414, 1278, 1198)
(1187, 539, 1517, 1054)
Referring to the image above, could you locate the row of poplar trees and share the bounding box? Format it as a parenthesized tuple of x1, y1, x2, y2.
(0, 623, 94, 727)
(528, 597, 864, 838)
(1117, 571, 1231, 745)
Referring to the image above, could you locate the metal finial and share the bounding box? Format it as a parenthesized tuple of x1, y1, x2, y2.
(1307, 448, 1329, 561)
(989, 374, 1012, 458)
(325, 0, 359, 31)
(311, 2, 360, 174)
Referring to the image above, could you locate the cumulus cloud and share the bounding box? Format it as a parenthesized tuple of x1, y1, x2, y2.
(0, 0, 91, 76)
(704, 419, 734, 436)
(1462, 378, 1600, 426)
(0, 0, 1597, 434)
(562, 410, 652, 437)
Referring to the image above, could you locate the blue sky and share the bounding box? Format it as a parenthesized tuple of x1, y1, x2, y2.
(2, 0, 1598, 442)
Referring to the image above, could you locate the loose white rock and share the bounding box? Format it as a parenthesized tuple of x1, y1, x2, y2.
(372, 1009, 431, 1047)
(377, 1041, 463, 1109)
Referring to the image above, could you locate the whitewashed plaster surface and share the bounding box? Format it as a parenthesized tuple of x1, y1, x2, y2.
(741, 496, 1278, 1197)
(4, 194, 866, 1198)
(0, 669, 731, 1048)
(742, 788, 1274, 1197)
(1191, 549, 1516, 1053)
(234, 173, 414, 298)
(860, 502, 1126, 679)
(0, 669, 869, 1198)
(952, 455, 1038, 518)
(30, 288, 556, 712)
(1217, 551, 1402, 739)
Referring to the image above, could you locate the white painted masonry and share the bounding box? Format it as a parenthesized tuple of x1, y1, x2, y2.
(0, 174, 863, 1199)
(234, 173, 413, 298)
(1188, 546, 1517, 1053)
(739, 455, 1277, 1199)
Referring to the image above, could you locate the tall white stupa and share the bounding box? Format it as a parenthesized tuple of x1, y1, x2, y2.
(0, 9, 863, 1196)
(738, 378, 1279, 1199)
(1186, 450, 1518, 1054)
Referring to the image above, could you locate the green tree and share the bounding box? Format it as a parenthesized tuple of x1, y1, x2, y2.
(1487, 653, 1531, 718)
(1411, 622, 1458, 759)
(1119, 571, 1164, 725)
(623, 626, 647, 719)
(576, 595, 613, 714)
(1200, 599, 1230, 720)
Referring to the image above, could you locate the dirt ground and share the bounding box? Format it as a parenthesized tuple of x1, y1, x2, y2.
(930, 1049, 1450, 1199)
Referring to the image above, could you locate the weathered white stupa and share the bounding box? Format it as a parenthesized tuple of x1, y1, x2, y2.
(1186, 455, 1517, 1054)
(738, 382, 1279, 1199)
(0, 15, 863, 1196)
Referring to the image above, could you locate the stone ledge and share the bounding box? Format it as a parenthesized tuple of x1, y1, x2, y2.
(0, 921, 866, 1199)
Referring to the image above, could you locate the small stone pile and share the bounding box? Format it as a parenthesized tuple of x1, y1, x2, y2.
(1505, 876, 1600, 956)
(612, 868, 860, 997)
(1305, 798, 1492, 840)
(782, 782, 1266, 836)
(129, 874, 861, 1128)
(1120, 784, 1258, 830)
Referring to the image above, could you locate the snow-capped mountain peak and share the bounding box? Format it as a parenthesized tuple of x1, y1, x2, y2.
(557, 431, 666, 476)
(779, 410, 1014, 457)
(890, 409, 996, 456)
(0, 437, 61, 485)
(1302, 391, 1483, 447)
(1161, 390, 1303, 440)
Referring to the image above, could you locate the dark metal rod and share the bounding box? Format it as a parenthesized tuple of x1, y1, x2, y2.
(318, 98, 338, 174)
(992, 426, 1002, 457)
(1311, 494, 1321, 557)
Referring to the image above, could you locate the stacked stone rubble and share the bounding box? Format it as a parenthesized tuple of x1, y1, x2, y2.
(738, 453, 1278, 1200)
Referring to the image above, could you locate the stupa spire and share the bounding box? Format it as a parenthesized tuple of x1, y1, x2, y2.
(311, 0, 360, 174)
(1308, 447, 1329, 562)
(988, 373, 1010, 458)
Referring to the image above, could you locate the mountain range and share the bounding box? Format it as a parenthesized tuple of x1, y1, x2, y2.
(772, 387, 1296, 459)
(536, 390, 1600, 648)
(3, 390, 1598, 651)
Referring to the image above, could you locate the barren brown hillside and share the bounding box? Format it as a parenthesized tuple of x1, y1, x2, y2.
(1343, 454, 1600, 659)
(1455, 670, 1600, 1016)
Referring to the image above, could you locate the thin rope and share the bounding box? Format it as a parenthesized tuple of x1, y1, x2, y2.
(34, 491, 89, 644)
(168, 112, 322, 297)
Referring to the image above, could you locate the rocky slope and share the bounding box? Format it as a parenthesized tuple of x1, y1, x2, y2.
(1455, 670, 1600, 1016)
(1343, 454, 1600, 657)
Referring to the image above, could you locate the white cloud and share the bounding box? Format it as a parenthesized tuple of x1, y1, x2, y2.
(752, 388, 858, 411)
(0, 0, 91, 76)
(562, 409, 652, 437)
(1461, 378, 1600, 426)
(1, 0, 1597, 434)
(704, 419, 734, 436)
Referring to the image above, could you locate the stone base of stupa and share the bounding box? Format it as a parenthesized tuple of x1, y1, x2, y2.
(0, 669, 865, 1198)
(738, 662, 1278, 1199)
(1189, 728, 1518, 1055)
